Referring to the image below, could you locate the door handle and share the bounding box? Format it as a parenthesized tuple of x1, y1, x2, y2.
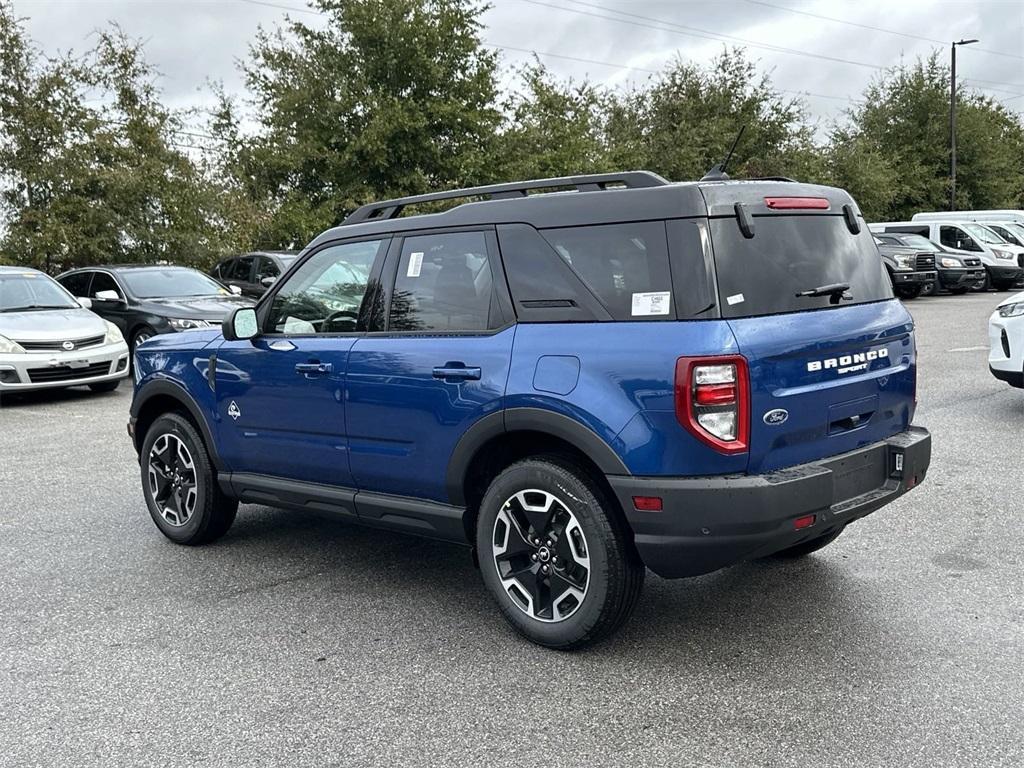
(295, 361, 333, 377)
(432, 364, 482, 381)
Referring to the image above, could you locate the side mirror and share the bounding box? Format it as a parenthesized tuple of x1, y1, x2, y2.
(222, 307, 259, 341)
(77, 297, 92, 309)
(228, 284, 243, 296)
(94, 289, 123, 303)
(260, 276, 277, 288)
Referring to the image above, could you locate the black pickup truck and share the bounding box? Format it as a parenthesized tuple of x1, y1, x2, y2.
(873, 236, 938, 299)
(874, 232, 986, 295)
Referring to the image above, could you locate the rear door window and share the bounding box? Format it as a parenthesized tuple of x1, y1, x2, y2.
(710, 215, 892, 318)
(59, 271, 93, 298)
(389, 231, 497, 332)
(540, 222, 674, 320)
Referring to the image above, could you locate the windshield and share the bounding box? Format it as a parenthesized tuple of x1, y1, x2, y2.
(962, 223, 1005, 245)
(1004, 223, 1024, 242)
(711, 215, 892, 318)
(120, 268, 228, 298)
(0, 272, 79, 312)
(896, 234, 940, 252)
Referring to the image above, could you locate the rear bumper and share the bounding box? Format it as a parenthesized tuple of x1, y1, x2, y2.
(608, 426, 931, 578)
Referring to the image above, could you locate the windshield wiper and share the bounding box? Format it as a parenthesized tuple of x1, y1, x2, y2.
(795, 283, 851, 305)
(0, 304, 74, 312)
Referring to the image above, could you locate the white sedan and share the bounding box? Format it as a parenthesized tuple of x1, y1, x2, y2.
(989, 290, 1024, 389)
(0, 266, 129, 403)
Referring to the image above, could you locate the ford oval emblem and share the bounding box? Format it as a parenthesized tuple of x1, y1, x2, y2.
(763, 408, 789, 426)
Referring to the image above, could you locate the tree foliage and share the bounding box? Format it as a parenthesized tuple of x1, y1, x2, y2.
(2, 0, 1023, 265)
(0, 6, 246, 271)
(215, 0, 502, 247)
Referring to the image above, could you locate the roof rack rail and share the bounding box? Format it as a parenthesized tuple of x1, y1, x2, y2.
(342, 171, 670, 225)
(750, 176, 799, 183)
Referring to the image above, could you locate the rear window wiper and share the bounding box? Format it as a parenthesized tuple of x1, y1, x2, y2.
(795, 283, 851, 305)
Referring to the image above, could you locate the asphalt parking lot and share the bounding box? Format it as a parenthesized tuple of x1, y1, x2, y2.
(1, 292, 1021, 767)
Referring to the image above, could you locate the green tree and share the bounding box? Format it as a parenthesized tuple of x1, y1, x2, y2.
(604, 49, 817, 182)
(0, 7, 244, 272)
(217, 0, 502, 247)
(488, 61, 612, 181)
(829, 53, 1024, 219)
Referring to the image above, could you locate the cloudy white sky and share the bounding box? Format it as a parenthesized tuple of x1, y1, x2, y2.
(10, 0, 1024, 138)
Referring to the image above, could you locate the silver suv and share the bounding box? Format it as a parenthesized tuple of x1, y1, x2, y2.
(0, 266, 129, 403)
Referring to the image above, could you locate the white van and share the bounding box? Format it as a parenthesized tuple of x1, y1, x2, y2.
(870, 220, 1024, 291)
(912, 210, 1024, 225)
(984, 221, 1024, 249)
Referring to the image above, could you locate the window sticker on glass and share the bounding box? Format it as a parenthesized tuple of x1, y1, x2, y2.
(631, 291, 671, 316)
(407, 252, 424, 278)
(726, 293, 745, 306)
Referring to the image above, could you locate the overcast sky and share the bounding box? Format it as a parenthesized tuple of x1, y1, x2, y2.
(11, 0, 1024, 138)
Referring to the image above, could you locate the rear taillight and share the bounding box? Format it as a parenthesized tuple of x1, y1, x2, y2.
(675, 355, 750, 454)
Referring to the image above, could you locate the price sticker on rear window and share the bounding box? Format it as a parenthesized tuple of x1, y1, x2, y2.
(406, 252, 424, 278)
(631, 291, 671, 316)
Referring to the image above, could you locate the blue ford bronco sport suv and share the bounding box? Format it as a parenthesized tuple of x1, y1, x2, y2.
(129, 171, 931, 649)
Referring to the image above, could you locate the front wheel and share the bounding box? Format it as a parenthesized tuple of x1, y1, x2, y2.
(140, 413, 237, 545)
(476, 458, 644, 650)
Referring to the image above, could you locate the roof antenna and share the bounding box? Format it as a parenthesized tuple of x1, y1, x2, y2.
(701, 125, 746, 181)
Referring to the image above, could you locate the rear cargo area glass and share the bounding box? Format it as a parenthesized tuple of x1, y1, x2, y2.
(710, 216, 892, 318)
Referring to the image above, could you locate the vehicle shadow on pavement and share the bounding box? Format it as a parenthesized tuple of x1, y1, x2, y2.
(0, 386, 123, 408)
(198, 502, 895, 662)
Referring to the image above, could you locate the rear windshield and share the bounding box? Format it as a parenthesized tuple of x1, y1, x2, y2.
(710, 215, 892, 318)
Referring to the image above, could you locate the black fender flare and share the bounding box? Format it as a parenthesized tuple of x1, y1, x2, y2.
(130, 378, 224, 470)
(445, 407, 630, 506)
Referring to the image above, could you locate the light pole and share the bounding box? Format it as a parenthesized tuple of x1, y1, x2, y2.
(950, 38, 978, 211)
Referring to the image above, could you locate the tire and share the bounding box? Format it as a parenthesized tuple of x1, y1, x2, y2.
(88, 379, 120, 393)
(131, 327, 155, 354)
(770, 526, 845, 558)
(895, 284, 922, 300)
(476, 458, 644, 650)
(973, 273, 992, 292)
(140, 413, 237, 545)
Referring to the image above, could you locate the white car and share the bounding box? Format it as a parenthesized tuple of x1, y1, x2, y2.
(0, 266, 130, 403)
(989, 291, 1024, 389)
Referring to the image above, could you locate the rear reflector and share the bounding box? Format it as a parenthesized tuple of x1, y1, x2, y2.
(632, 496, 663, 512)
(764, 196, 830, 210)
(694, 382, 737, 406)
(794, 514, 816, 530)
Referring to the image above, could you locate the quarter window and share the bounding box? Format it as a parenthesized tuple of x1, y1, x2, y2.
(540, 222, 674, 320)
(266, 240, 386, 334)
(389, 231, 495, 332)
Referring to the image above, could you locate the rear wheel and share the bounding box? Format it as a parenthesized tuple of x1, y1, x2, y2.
(140, 413, 237, 545)
(476, 458, 644, 650)
(88, 379, 120, 393)
(770, 526, 845, 558)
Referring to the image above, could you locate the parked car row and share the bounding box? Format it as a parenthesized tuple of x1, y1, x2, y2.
(870, 210, 1024, 299)
(0, 265, 256, 404)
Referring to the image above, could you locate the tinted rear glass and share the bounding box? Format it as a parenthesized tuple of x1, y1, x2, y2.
(711, 215, 892, 318)
(540, 222, 674, 321)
